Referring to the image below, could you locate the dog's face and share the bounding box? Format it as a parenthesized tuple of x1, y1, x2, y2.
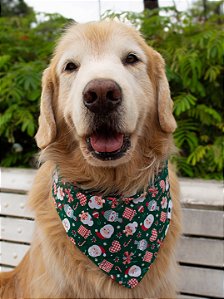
(36, 21, 176, 167)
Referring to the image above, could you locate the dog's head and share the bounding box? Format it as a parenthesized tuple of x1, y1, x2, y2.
(36, 21, 176, 167)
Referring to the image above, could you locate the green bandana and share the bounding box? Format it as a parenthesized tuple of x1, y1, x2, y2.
(52, 162, 172, 289)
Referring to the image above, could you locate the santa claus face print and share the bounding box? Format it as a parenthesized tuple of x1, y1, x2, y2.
(100, 224, 114, 238)
(128, 265, 142, 277)
(88, 196, 105, 209)
(62, 218, 70, 232)
(79, 211, 93, 226)
(88, 245, 102, 257)
(144, 214, 154, 229)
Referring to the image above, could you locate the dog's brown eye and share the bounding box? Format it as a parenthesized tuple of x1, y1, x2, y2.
(125, 53, 139, 64)
(65, 62, 78, 72)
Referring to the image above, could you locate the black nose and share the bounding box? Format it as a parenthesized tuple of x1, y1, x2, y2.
(83, 79, 122, 114)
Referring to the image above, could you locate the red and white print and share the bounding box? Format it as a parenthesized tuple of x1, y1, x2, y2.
(128, 278, 139, 288)
(161, 196, 168, 209)
(122, 207, 136, 221)
(160, 211, 167, 223)
(109, 240, 121, 253)
(150, 229, 158, 242)
(143, 251, 153, 263)
(99, 259, 114, 273)
(77, 225, 91, 239)
(76, 192, 87, 206)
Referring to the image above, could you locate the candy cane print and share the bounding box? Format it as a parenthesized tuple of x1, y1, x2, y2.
(115, 266, 122, 273)
(124, 239, 132, 247)
(78, 240, 86, 246)
(73, 202, 79, 210)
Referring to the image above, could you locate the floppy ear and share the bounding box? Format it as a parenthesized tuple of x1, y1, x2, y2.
(35, 68, 57, 149)
(152, 51, 177, 133)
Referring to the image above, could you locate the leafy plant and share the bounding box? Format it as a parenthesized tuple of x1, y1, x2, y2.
(104, 1, 223, 179)
(0, 4, 69, 167)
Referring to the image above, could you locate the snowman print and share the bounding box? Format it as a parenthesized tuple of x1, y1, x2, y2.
(135, 239, 148, 251)
(147, 200, 158, 212)
(103, 210, 122, 223)
(64, 204, 77, 220)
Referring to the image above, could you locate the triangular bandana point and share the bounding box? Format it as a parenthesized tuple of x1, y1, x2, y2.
(52, 162, 172, 289)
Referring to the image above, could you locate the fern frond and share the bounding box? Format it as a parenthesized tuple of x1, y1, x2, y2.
(173, 93, 197, 116)
(204, 65, 222, 82)
(188, 104, 222, 125)
(187, 145, 208, 165)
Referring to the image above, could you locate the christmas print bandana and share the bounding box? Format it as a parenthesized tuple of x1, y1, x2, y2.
(52, 162, 172, 289)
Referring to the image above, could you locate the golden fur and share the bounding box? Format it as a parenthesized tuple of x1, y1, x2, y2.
(0, 21, 181, 298)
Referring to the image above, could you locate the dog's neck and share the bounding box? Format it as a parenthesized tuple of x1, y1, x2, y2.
(40, 137, 172, 196)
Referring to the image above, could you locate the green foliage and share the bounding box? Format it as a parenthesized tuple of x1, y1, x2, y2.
(0, 4, 69, 167)
(0, 1, 223, 179)
(105, 1, 224, 179)
(1, 0, 33, 17)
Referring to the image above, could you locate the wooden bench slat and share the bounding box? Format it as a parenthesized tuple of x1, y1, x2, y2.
(0, 242, 30, 267)
(1, 193, 34, 218)
(180, 266, 224, 297)
(178, 236, 224, 267)
(1, 218, 35, 243)
(182, 208, 224, 238)
(180, 178, 223, 208)
(178, 295, 209, 299)
(0, 168, 36, 193)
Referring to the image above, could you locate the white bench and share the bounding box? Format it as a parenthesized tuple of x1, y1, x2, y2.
(0, 167, 223, 298)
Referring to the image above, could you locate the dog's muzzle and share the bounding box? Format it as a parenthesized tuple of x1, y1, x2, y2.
(82, 79, 131, 161)
(83, 79, 122, 114)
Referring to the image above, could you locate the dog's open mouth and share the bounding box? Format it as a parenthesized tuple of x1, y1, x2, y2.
(86, 131, 131, 160)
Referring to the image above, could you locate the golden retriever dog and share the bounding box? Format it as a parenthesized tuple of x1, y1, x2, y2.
(0, 21, 181, 298)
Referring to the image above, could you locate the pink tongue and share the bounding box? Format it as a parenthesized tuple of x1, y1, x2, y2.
(90, 133, 124, 153)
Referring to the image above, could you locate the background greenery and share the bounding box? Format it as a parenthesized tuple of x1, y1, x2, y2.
(0, 0, 223, 179)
